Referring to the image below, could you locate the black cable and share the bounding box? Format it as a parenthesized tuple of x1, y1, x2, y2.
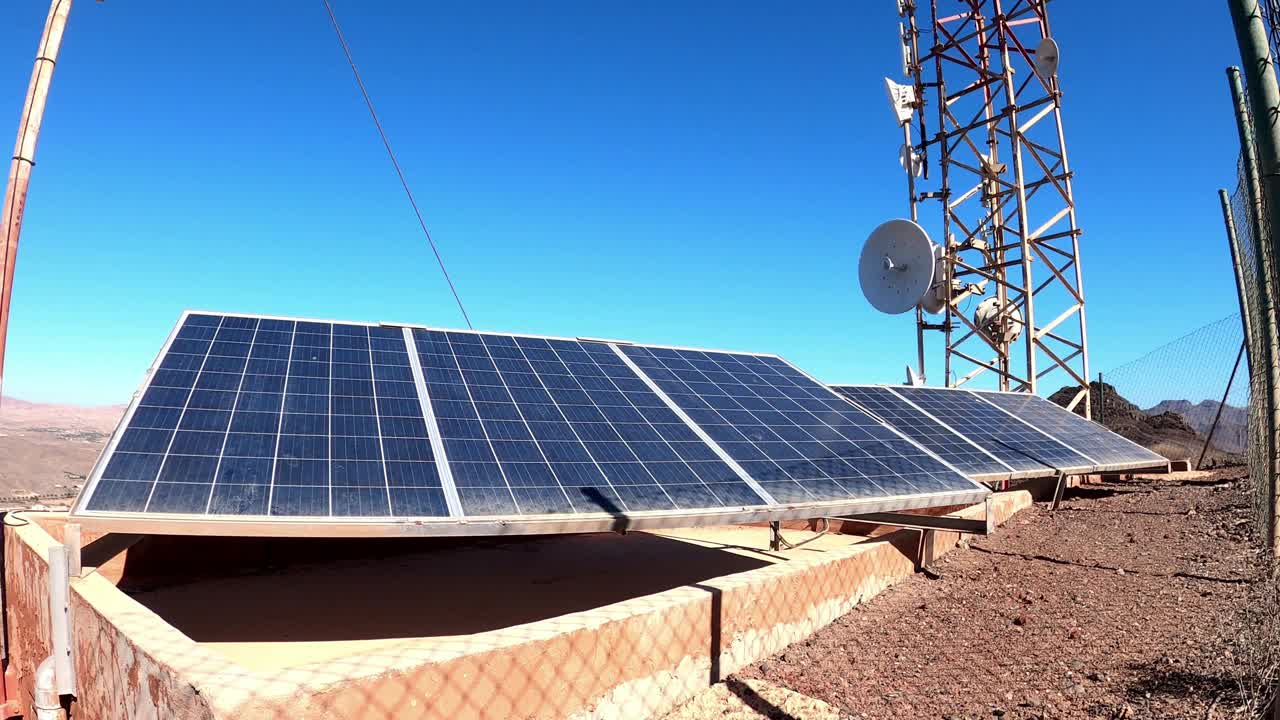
(320, 0, 475, 330)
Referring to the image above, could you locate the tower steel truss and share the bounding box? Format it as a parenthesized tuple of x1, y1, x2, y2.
(896, 0, 1090, 415)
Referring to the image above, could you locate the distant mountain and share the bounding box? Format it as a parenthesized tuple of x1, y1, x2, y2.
(1144, 399, 1248, 454)
(1048, 382, 1241, 464)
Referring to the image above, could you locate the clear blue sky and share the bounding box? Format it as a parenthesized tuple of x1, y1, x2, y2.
(0, 1, 1245, 406)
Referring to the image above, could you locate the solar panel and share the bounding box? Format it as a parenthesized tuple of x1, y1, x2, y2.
(82, 313, 451, 520)
(888, 386, 1095, 474)
(617, 346, 982, 504)
(832, 385, 1013, 480)
(71, 311, 991, 537)
(408, 329, 768, 517)
(973, 391, 1167, 471)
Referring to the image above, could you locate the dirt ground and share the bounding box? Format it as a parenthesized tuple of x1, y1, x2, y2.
(0, 396, 119, 499)
(707, 470, 1258, 719)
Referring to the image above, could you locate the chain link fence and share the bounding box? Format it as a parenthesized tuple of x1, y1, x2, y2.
(1228, 150, 1272, 541)
(1220, 23, 1275, 543)
(1096, 315, 1249, 466)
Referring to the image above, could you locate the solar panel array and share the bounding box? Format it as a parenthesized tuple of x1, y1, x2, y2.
(73, 312, 989, 533)
(975, 391, 1167, 469)
(75, 312, 1166, 537)
(410, 329, 766, 516)
(833, 385, 1012, 479)
(888, 386, 1095, 474)
(618, 346, 977, 503)
(830, 385, 1168, 478)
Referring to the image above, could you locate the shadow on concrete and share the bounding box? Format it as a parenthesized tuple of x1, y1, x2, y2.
(121, 532, 772, 642)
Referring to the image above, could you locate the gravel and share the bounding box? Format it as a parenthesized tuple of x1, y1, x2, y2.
(732, 470, 1256, 719)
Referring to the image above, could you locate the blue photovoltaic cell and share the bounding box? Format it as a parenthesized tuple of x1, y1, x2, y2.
(618, 346, 982, 504)
(832, 385, 1011, 478)
(410, 330, 767, 516)
(975, 391, 1166, 469)
(85, 313, 448, 517)
(889, 386, 1094, 473)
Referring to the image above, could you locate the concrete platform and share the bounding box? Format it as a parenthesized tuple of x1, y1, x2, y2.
(1, 491, 1031, 719)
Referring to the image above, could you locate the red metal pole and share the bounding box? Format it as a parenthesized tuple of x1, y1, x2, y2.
(0, 0, 73, 401)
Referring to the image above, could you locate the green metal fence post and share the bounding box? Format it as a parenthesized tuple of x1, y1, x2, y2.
(1221, 187, 1257, 363)
(1225, 0, 1280, 555)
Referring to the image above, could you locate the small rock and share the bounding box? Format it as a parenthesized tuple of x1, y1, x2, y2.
(992, 708, 1006, 717)
(1013, 614, 1028, 626)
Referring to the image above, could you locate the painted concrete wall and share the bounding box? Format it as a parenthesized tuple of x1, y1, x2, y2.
(2, 492, 1030, 720)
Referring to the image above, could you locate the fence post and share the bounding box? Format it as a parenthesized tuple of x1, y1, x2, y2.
(1226, 51, 1280, 555)
(1199, 342, 1247, 470)
(1221, 188, 1257, 363)
(1097, 373, 1105, 426)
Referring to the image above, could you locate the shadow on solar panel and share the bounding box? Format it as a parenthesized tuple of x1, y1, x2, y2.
(68, 311, 989, 538)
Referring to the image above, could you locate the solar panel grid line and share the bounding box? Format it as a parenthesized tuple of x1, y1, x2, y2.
(853, 384, 1020, 475)
(326, 324, 336, 515)
(478, 332, 586, 515)
(773, 366, 987, 488)
(202, 317, 262, 514)
(831, 384, 1018, 481)
(609, 343, 777, 506)
(264, 319, 298, 516)
(619, 346, 986, 505)
(838, 390, 1012, 479)
(885, 386, 1095, 475)
(575, 341, 774, 512)
(142, 315, 227, 513)
(530, 338, 655, 514)
(402, 326, 464, 517)
(434, 330, 524, 515)
(578, 343, 769, 511)
(361, 326, 394, 517)
(966, 390, 1101, 467)
(531, 337, 667, 514)
(968, 389, 1168, 473)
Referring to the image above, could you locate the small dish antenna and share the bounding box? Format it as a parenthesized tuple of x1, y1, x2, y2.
(1034, 37, 1060, 79)
(974, 297, 1024, 345)
(899, 144, 923, 178)
(859, 219, 937, 315)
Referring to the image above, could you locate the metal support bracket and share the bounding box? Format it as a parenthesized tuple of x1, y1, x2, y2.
(1050, 472, 1069, 511)
(768, 521, 782, 551)
(47, 545, 75, 696)
(64, 523, 80, 578)
(917, 528, 936, 572)
(831, 510, 990, 536)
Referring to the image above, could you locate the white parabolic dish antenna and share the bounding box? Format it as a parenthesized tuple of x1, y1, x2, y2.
(859, 219, 937, 315)
(1034, 37, 1060, 78)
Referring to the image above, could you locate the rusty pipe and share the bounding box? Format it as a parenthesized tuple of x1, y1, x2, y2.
(0, 0, 73, 401)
